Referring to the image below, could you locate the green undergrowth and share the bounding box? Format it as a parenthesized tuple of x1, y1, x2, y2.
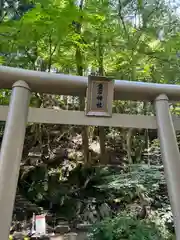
(88, 164, 174, 240)
(95, 164, 166, 198)
(18, 163, 174, 237)
(88, 213, 174, 240)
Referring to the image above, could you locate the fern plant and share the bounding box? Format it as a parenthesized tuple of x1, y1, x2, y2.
(88, 214, 164, 240)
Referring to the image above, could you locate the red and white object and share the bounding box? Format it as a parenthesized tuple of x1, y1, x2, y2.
(35, 214, 46, 235)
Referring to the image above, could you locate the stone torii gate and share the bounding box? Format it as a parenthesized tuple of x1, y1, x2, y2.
(0, 65, 180, 239)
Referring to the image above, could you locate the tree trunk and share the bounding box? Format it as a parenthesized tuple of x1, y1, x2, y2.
(98, 34, 107, 163)
(126, 128, 133, 164)
(0, 0, 4, 22)
(75, 0, 89, 163)
(126, 62, 136, 165)
(99, 127, 107, 163)
(79, 97, 89, 163)
(143, 101, 150, 165)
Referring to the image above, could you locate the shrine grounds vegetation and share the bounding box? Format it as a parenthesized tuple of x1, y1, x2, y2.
(1, 0, 180, 239)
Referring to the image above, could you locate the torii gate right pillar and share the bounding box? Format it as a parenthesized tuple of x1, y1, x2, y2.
(155, 94, 180, 239)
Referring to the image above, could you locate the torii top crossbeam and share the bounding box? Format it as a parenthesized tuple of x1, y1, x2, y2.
(0, 65, 180, 101)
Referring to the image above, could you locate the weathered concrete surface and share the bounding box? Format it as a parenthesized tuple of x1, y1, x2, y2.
(50, 232, 87, 240)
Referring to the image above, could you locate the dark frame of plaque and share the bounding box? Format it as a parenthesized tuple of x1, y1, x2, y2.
(86, 75, 114, 117)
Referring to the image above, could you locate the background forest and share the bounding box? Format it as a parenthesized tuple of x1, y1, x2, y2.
(1, 0, 180, 239)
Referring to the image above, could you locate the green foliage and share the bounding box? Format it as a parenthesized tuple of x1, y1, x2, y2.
(1, 0, 179, 85)
(0, 89, 11, 105)
(88, 214, 163, 240)
(95, 164, 165, 203)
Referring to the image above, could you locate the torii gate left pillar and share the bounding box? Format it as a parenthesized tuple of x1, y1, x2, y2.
(0, 80, 31, 240)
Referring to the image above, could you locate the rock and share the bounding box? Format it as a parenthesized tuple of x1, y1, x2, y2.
(13, 192, 40, 220)
(10, 221, 22, 233)
(64, 232, 77, 240)
(50, 235, 64, 240)
(49, 130, 61, 137)
(28, 146, 42, 158)
(76, 223, 92, 231)
(56, 221, 69, 226)
(12, 232, 25, 240)
(99, 203, 111, 218)
(30, 234, 50, 239)
(83, 210, 97, 223)
(46, 224, 54, 233)
(39, 236, 50, 240)
(54, 225, 70, 234)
